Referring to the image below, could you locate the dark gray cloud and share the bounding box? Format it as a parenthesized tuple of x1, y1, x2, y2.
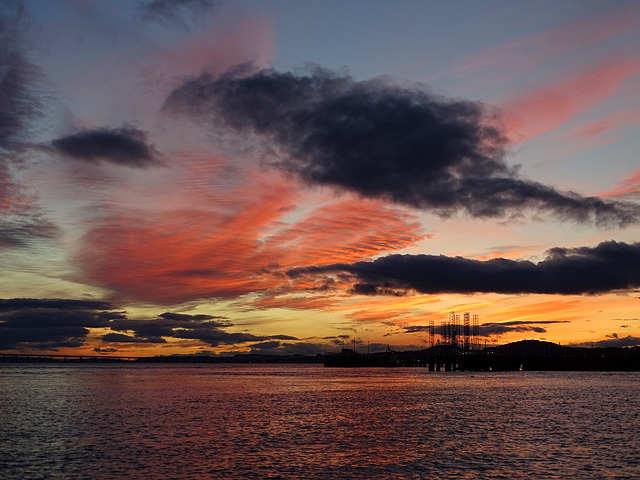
(400, 320, 568, 337)
(480, 324, 546, 336)
(107, 312, 230, 344)
(0, 298, 122, 350)
(51, 126, 161, 168)
(0, 298, 114, 311)
(101, 333, 167, 344)
(403, 325, 432, 334)
(138, 0, 218, 28)
(171, 327, 268, 347)
(94, 346, 119, 354)
(488, 320, 570, 327)
(269, 334, 300, 340)
(105, 311, 290, 347)
(0, 3, 43, 150)
(249, 340, 281, 351)
(0, 301, 297, 351)
(0, 330, 86, 350)
(164, 67, 640, 227)
(158, 311, 227, 322)
(289, 240, 640, 295)
(323, 334, 351, 346)
(248, 340, 326, 356)
(352, 283, 410, 296)
(572, 335, 640, 348)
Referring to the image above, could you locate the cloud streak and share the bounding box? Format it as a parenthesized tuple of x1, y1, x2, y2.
(288, 240, 640, 296)
(164, 67, 640, 227)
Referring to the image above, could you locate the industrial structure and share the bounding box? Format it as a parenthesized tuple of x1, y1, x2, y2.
(428, 311, 480, 350)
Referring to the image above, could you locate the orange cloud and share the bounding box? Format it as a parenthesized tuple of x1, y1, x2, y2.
(475, 249, 528, 261)
(265, 199, 425, 267)
(76, 166, 426, 305)
(489, 298, 582, 323)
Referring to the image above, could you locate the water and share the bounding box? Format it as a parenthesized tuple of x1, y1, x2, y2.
(1, 364, 639, 479)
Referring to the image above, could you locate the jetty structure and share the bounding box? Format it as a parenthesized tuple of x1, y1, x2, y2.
(323, 311, 640, 371)
(323, 339, 640, 371)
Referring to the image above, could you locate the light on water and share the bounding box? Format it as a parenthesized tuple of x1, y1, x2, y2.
(1, 364, 639, 479)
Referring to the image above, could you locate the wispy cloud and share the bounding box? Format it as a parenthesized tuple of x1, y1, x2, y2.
(501, 57, 640, 142)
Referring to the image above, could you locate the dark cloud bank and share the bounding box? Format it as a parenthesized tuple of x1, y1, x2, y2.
(51, 126, 160, 168)
(289, 240, 640, 296)
(0, 299, 298, 351)
(104, 311, 273, 346)
(164, 67, 640, 227)
(0, 298, 122, 350)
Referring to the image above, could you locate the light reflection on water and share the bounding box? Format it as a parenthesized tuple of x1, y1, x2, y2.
(1, 364, 639, 479)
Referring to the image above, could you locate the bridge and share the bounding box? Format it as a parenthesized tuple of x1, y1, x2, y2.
(0, 353, 142, 363)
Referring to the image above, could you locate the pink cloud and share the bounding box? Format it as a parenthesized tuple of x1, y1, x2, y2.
(501, 57, 640, 142)
(148, 16, 274, 80)
(566, 107, 640, 142)
(599, 170, 640, 199)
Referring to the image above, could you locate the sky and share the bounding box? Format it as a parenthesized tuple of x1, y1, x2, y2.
(2, 0, 640, 356)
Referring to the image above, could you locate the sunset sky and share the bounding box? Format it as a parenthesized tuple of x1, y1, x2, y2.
(2, 0, 640, 356)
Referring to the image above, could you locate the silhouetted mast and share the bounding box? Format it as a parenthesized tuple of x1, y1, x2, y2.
(428, 320, 435, 347)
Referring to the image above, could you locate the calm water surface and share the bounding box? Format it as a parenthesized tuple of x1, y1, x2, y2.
(1, 364, 639, 479)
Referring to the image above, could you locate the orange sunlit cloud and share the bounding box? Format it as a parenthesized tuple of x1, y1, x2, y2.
(76, 162, 427, 305)
(474, 249, 529, 261)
